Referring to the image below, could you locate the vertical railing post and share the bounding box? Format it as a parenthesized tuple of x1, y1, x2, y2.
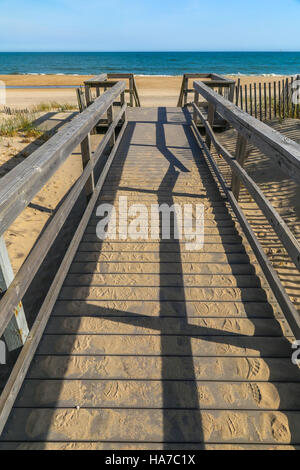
(193, 91, 199, 126)
(120, 91, 126, 121)
(228, 83, 235, 103)
(183, 76, 189, 107)
(231, 134, 248, 201)
(107, 104, 115, 148)
(85, 84, 92, 107)
(205, 103, 215, 149)
(0, 237, 29, 351)
(80, 135, 95, 200)
(129, 77, 134, 107)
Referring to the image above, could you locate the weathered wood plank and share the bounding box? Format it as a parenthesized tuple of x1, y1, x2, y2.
(27, 355, 297, 382)
(15, 379, 300, 410)
(2, 409, 300, 443)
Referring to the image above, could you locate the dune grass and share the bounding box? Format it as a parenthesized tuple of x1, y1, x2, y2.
(0, 112, 43, 138)
(0, 101, 77, 138)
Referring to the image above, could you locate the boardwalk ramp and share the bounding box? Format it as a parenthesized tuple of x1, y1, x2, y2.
(0, 80, 300, 449)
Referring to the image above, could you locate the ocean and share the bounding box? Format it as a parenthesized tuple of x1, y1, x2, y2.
(0, 52, 299, 76)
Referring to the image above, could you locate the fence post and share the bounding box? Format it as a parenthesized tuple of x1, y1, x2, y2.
(235, 78, 241, 106)
(228, 83, 235, 103)
(0, 237, 29, 351)
(231, 134, 248, 201)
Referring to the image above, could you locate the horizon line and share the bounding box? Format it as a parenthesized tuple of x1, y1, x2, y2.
(0, 50, 300, 53)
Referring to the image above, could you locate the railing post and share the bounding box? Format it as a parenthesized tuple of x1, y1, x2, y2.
(193, 91, 199, 126)
(231, 134, 248, 200)
(107, 105, 116, 148)
(228, 83, 235, 103)
(80, 135, 95, 199)
(129, 77, 134, 107)
(183, 76, 189, 106)
(85, 84, 92, 107)
(120, 91, 126, 121)
(205, 103, 215, 149)
(0, 237, 29, 351)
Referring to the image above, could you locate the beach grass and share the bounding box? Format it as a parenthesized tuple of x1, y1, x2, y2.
(0, 101, 77, 139)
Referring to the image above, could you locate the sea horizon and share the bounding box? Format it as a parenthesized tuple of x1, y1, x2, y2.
(0, 51, 299, 76)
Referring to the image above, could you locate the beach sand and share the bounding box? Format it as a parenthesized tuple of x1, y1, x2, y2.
(0, 74, 290, 108)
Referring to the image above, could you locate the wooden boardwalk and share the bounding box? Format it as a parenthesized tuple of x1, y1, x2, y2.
(1, 107, 300, 449)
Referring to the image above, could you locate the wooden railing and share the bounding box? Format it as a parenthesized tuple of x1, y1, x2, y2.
(177, 73, 235, 108)
(78, 73, 141, 111)
(192, 79, 300, 339)
(0, 80, 127, 434)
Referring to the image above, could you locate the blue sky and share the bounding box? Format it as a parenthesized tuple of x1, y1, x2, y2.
(0, 0, 299, 52)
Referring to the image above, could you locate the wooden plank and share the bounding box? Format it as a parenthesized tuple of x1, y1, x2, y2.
(37, 334, 292, 357)
(15, 379, 300, 410)
(2, 408, 300, 444)
(27, 355, 296, 381)
(0, 237, 29, 351)
(0, 81, 126, 238)
(63, 272, 261, 288)
(46, 315, 287, 337)
(193, 80, 300, 186)
(0, 118, 128, 436)
(68, 261, 256, 275)
(52, 299, 277, 319)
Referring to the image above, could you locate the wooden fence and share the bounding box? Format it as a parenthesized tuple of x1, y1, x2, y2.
(0, 81, 127, 434)
(235, 75, 300, 121)
(192, 79, 300, 341)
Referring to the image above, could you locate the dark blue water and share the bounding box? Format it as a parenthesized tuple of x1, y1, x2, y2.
(0, 52, 300, 76)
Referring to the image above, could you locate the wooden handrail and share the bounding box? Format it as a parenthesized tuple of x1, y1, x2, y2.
(0, 82, 128, 434)
(191, 80, 300, 339)
(84, 73, 141, 107)
(0, 81, 126, 238)
(178, 73, 235, 107)
(193, 80, 300, 185)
